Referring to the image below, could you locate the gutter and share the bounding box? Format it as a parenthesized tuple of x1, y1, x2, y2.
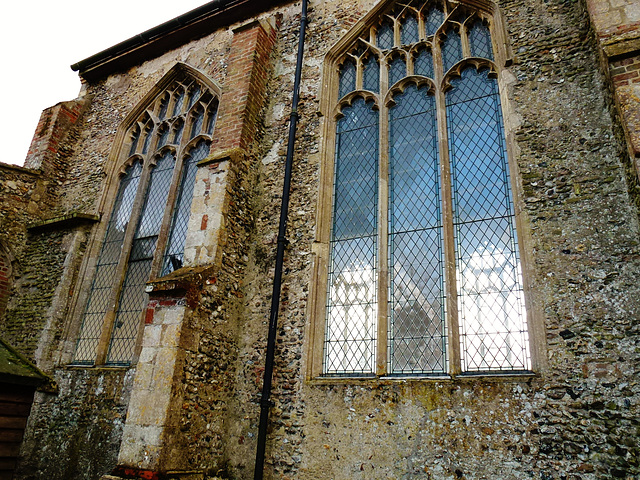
(253, 0, 308, 478)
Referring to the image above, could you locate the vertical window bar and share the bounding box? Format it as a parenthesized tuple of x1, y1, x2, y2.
(388, 84, 446, 375)
(73, 162, 143, 364)
(162, 141, 210, 275)
(324, 98, 379, 375)
(446, 68, 529, 372)
(106, 152, 176, 365)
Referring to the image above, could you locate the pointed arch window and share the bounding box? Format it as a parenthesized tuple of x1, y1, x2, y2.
(316, 0, 531, 377)
(73, 66, 219, 366)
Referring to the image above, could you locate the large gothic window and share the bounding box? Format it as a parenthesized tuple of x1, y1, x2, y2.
(73, 66, 219, 366)
(319, 0, 530, 377)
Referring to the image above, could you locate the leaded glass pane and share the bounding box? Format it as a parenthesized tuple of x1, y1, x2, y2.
(73, 162, 143, 364)
(162, 141, 210, 275)
(469, 20, 493, 60)
(389, 85, 445, 375)
(158, 94, 169, 120)
(187, 84, 201, 110)
(389, 56, 406, 86)
(107, 258, 152, 365)
(325, 98, 379, 375)
(172, 89, 185, 116)
(136, 152, 175, 238)
(363, 55, 379, 92)
(414, 48, 433, 78)
(425, 8, 444, 37)
(442, 29, 462, 73)
(401, 14, 419, 44)
(172, 120, 184, 145)
(377, 20, 394, 50)
(105, 151, 175, 365)
(129, 127, 140, 156)
(190, 108, 204, 140)
(206, 102, 218, 135)
(446, 67, 529, 371)
(339, 59, 356, 98)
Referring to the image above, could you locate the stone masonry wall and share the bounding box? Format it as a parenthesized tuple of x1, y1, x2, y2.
(6, 0, 640, 478)
(218, 0, 640, 478)
(16, 368, 135, 480)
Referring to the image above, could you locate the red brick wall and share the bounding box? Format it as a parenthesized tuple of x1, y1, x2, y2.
(610, 55, 640, 87)
(24, 99, 88, 181)
(211, 19, 279, 153)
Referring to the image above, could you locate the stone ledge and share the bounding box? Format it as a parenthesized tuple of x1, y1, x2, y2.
(197, 147, 247, 167)
(603, 34, 640, 59)
(27, 212, 100, 232)
(146, 264, 217, 295)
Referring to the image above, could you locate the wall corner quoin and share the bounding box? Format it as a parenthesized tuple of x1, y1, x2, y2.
(583, 0, 640, 182)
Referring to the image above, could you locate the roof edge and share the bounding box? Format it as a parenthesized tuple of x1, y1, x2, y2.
(71, 0, 290, 81)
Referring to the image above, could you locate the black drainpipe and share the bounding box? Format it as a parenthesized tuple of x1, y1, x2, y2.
(254, 0, 308, 478)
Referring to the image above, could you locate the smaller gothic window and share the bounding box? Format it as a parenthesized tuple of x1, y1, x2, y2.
(389, 55, 406, 86)
(425, 8, 444, 37)
(190, 107, 205, 140)
(414, 47, 434, 78)
(73, 67, 219, 366)
(158, 93, 170, 120)
(172, 119, 185, 145)
(128, 126, 141, 156)
(172, 88, 185, 117)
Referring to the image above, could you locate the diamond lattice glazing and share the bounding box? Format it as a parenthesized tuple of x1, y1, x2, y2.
(389, 84, 446, 374)
(446, 67, 529, 371)
(325, 98, 379, 374)
(73, 162, 142, 364)
(162, 141, 211, 275)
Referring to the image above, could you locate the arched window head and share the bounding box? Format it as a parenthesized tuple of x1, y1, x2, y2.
(73, 64, 220, 366)
(314, 0, 531, 378)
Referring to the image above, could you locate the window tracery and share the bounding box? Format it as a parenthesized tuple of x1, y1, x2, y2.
(315, 0, 530, 377)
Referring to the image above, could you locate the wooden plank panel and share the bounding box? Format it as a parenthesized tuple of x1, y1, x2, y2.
(0, 416, 27, 429)
(0, 402, 31, 417)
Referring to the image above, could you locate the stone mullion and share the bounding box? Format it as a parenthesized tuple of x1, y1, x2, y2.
(434, 40, 461, 376)
(376, 51, 391, 377)
(460, 19, 471, 59)
(377, 100, 389, 377)
(95, 163, 152, 365)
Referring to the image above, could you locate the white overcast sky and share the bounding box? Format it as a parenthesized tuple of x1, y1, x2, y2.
(2, 1, 211, 166)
